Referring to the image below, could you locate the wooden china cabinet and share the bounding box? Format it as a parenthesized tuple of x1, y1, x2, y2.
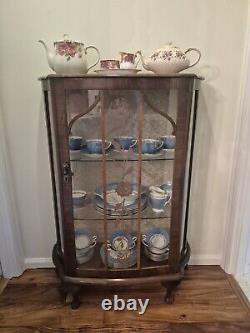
(40, 74, 202, 309)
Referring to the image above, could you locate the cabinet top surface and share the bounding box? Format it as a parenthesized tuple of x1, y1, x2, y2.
(39, 73, 204, 80)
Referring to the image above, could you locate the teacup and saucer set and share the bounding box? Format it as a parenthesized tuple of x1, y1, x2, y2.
(160, 135, 176, 151)
(69, 135, 85, 160)
(81, 139, 112, 157)
(142, 227, 169, 262)
(132, 139, 164, 157)
(75, 230, 97, 264)
(149, 181, 172, 213)
(95, 51, 141, 76)
(100, 230, 137, 268)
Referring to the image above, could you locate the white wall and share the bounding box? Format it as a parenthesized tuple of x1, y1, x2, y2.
(0, 0, 248, 266)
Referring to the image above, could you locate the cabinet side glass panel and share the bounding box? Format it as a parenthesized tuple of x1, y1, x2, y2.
(46, 91, 64, 251)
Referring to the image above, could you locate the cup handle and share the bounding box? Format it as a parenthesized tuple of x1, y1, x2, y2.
(129, 241, 136, 250)
(85, 46, 101, 73)
(105, 141, 112, 151)
(156, 141, 164, 151)
(130, 140, 137, 148)
(142, 237, 149, 248)
(134, 51, 141, 68)
(164, 192, 172, 206)
(89, 239, 97, 248)
(185, 48, 201, 69)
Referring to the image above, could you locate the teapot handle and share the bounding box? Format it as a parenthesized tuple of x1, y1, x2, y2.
(185, 48, 201, 69)
(85, 46, 101, 73)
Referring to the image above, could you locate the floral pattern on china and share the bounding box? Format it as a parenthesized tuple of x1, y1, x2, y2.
(137, 42, 201, 74)
(38, 34, 100, 74)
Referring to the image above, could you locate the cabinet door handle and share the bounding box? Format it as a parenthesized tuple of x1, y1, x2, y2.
(62, 162, 73, 183)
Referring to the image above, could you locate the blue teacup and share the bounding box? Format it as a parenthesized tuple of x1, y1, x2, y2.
(160, 135, 176, 149)
(141, 139, 163, 154)
(86, 139, 112, 154)
(113, 136, 137, 151)
(69, 136, 83, 150)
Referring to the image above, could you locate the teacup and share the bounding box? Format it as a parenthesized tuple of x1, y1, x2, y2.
(75, 233, 97, 251)
(72, 190, 87, 206)
(141, 139, 163, 154)
(160, 135, 176, 149)
(113, 136, 137, 150)
(110, 230, 137, 252)
(100, 60, 120, 69)
(142, 227, 170, 255)
(119, 52, 140, 70)
(86, 139, 112, 154)
(149, 190, 171, 213)
(69, 135, 83, 150)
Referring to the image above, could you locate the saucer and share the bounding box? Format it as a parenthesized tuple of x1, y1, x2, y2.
(81, 148, 110, 158)
(94, 69, 141, 76)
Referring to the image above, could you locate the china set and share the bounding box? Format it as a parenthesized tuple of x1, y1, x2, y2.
(39, 35, 201, 75)
(73, 181, 172, 215)
(77, 228, 169, 267)
(95, 52, 141, 76)
(69, 135, 176, 157)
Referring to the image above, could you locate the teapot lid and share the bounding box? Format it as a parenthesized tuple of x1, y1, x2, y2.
(55, 34, 84, 45)
(155, 42, 181, 52)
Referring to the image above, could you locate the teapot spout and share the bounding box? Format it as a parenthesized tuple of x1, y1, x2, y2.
(38, 39, 55, 71)
(136, 50, 150, 71)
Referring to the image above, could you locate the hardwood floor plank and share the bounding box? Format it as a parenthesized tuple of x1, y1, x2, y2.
(0, 266, 249, 332)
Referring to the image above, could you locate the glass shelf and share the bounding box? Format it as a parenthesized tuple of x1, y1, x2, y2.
(70, 149, 174, 162)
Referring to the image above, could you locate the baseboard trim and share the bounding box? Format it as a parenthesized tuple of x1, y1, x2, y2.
(24, 254, 221, 269)
(190, 254, 221, 265)
(24, 257, 54, 269)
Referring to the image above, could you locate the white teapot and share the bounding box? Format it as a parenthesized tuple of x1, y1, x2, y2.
(137, 42, 201, 74)
(38, 34, 100, 74)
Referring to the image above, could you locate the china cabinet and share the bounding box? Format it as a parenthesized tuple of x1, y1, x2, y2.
(40, 74, 202, 309)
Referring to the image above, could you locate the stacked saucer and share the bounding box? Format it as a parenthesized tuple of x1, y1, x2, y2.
(100, 230, 137, 268)
(75, 230, 97, 264)
(142, 227, 169, 262)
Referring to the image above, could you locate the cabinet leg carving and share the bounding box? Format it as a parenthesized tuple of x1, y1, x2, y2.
(162, 280, 181, 304)
(65, 285, 81, 309)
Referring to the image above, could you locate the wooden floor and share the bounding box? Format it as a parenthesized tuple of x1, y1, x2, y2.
(0, 266, 250, 332)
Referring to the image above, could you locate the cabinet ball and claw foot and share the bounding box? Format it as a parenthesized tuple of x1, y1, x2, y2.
(41, 74, 202, 308)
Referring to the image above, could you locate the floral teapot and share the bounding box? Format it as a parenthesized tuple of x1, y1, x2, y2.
(38, 34, 100, 74)
(137, 42, 201, 74)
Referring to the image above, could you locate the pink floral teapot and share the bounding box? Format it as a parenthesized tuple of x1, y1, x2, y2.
(137, 42, 201, 74)
(38, 34, 100, 74)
